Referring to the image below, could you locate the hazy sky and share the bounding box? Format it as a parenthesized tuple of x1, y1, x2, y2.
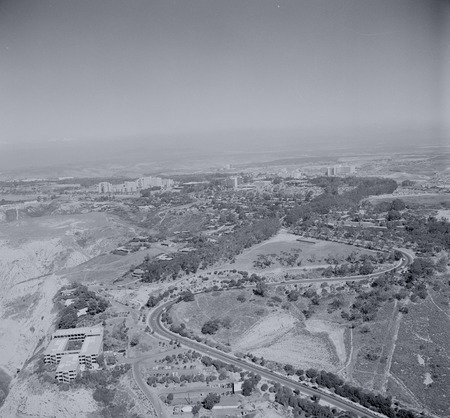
(0, 0, 448, 145)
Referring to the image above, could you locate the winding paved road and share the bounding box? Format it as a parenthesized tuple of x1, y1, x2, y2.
(144, 248, 414, 418)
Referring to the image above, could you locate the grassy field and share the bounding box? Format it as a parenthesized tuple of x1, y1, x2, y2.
(349, 301, 399, 392)
(389, 287, 450, 417)
(170, 287, 351, 372)
(366, 193, 450, 209)
(220, 231, 378, 272)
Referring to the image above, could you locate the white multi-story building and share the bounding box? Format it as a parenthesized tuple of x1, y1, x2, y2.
(44, 326, 104, 382)
(98, 176, 174, 194)
(98, 182, 113, 193)
(55, 354, 80, 383)
(326, 165, 356, 176)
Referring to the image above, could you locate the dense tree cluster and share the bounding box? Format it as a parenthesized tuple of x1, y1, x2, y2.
(404, 257, 435, 285)
(200, 356, 241, 373)
(140, 217, 280, 283)
(404, 215, 450, 253)
(373, 198, 406, 213)
(286, 177, 398, 225)
(137, 190, 194, 207)
(253, 281, 269, 297)
(56, 285, 109, 329)
(146, 288, 177, 307)
(321, 252, 380, 278)
(201, 317, 231, 335)
(202, 392, 220, 409)
(147, 372, 215, 386)
(241, 373, 261, 396)
(272, 384, 334, 418)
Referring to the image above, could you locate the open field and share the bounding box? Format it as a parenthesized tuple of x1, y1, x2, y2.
(348, 301, 399, 392)
(220, 230, 378, 272)
(389, 286, 450, 417)
(365, 193, 450, 209)
(437, 209, 450, 220)
(170, 288, 351, 373)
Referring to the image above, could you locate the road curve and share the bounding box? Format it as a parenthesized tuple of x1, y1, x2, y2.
(146, 249, 414, 418)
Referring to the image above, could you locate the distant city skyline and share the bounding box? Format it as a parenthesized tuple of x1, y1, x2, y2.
(0, 0, 449, 149)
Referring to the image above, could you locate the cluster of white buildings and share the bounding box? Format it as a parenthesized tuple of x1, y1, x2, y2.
(44, 326, 104, 383)
(221, 176, 243, 188)
(98, 176, 174, 194)
(325, 165, 356, 176)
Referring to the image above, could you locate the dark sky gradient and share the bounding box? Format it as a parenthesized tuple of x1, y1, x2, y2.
(0, 0, 448, 147)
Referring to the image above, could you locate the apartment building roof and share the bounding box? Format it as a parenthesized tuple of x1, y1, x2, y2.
(80, 335, 103, 356)
(45, 337, 69, 355)
(56, 354, 80, 373)
(52, 326, 103, 339)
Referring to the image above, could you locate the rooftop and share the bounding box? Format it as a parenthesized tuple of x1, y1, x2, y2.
(52, 326, 103, 339)
(80, 335, 103, 356)
(45, 337, 69, 355)
(56, 354, 80, 373)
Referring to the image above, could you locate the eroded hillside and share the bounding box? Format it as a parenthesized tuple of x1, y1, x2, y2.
(0, 212, 135, 386)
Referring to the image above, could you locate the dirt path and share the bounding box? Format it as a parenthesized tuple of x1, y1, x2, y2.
(428, 293, 450, 320)
(336, 327, 352, 379)
(389, 373, 424, 410)
(380, 300, 402, 392)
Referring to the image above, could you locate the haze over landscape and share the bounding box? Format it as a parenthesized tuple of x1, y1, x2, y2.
(1, 2, 450, 418)
(1, 0, 449, 173)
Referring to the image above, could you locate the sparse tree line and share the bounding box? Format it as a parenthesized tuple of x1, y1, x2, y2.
(253, 248, 303, 269)
(242, 353, 417, 418)
(321, 250, 399, 278)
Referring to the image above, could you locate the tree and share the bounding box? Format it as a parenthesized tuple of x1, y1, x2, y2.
(130, 334, 139, 347)
(167, 393, 174, 403)
(203, 393, 220, 409)
(93, 387, 116, 405)
(436, 255, 448, 273)
(306, 368, 318, 379)
(242, 379, 254, 396)
(237, 294, 246, 302)
(96, 353, 105, 368)
(181, 290, 195, 302)
(391, 198, 406, 211)
(58, 306, 78, 329)
(201, 319, 221, 335)
(287, 290, 299, 301)
(386, 210, 401, 221)
(192, 403, 202, 415)
(253, 281, 268, 297)
(359, 261, 374, 275)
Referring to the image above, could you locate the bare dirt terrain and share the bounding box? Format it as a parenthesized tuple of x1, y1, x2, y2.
(171, 289, 350, 373)
(1, 375, 98, 418)
(0, 211, 137, 415)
